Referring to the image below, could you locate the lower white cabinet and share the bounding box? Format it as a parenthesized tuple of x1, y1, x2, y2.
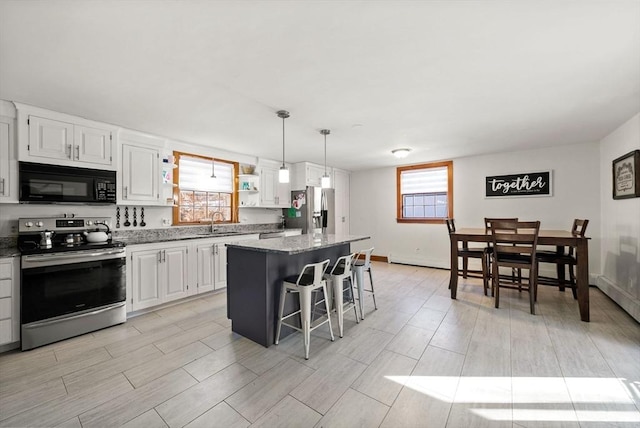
(0, 257, 19, 346)
(194, 235, 259, 294)
(195, 240, 228, 293)
(129, 243, 189, 311)
(128, 234, 259, 313)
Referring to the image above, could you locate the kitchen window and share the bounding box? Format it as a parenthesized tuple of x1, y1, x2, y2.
(396, 161, 453, 223)
(173, 151, 238, 224)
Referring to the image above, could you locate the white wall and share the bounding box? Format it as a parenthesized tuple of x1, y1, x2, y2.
(350, 141, 602, 279)
(598, 113, 640, 322)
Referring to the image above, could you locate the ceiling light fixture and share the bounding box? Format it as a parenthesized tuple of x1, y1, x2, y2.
(392, 148, 411, 158)
(320, 129, 331, 188)
(277, 110, 290, 183)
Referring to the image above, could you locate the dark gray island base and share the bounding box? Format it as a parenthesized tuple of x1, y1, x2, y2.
(226, 234, 370, 347)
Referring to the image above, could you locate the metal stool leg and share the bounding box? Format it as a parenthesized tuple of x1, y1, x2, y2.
(332, 277, 344, 337)
(275, 285, 287, 345)
(347, 276, 360, 323)
(353, 267, 365, 320)
(299, 286, 312, 360)
(368, 268, 377, 310)
(322, 282, 335, 342)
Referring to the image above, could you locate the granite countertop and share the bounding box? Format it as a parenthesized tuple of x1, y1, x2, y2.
(115, 227, 301, 246)
(226, 234, 370, 255)
(117, 230, 262, 245)
(0, 247, 20, 258)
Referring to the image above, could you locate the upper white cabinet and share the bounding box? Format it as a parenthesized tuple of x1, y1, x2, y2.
(291, 162, 332, 189)
(15, 103, 116, 170)
(258, 159, 290, 208)
(117, 130, 172, 206)
(74, 125, 112, 165)
(121, 143, 160, 204)
(0, 101, 18, 203)
(333, 168, 350, 235)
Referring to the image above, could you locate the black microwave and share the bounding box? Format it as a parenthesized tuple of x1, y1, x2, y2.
(19, 162, 117, 204)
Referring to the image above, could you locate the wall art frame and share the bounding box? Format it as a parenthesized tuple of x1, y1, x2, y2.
(612, 149, 640, 199)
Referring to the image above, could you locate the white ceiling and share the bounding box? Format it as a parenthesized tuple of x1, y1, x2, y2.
(1, 1, 639, 171)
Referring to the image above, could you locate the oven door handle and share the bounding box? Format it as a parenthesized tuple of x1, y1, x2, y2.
(23, 249, 125, 263)
(22, 302, 126, 329)
(22, 249, 126, 268)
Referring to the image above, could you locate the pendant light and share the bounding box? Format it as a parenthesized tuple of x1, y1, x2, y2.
(277, 110, 290, 183)
(320, 129, 331, 188)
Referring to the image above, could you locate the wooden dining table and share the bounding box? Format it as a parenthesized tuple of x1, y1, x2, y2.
(449, 228, 591, 321)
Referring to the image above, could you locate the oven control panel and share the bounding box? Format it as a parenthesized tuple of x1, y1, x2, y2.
(19, 217, 111, 233)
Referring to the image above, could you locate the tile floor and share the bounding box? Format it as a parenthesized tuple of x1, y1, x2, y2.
(1, 263, 639, 427)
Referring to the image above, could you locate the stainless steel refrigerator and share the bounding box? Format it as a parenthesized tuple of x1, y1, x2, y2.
(284, 186, 335, 234)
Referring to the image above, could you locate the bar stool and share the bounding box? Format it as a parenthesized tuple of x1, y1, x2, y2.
(275, 259, 334, 359)
(352, 248, 377, 319)
(325, 253, 359, 337)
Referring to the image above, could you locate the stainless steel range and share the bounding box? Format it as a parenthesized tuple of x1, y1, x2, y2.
(18, 216, 126, 351)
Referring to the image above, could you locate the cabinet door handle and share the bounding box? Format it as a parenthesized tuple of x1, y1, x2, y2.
(123, 186, 128, 199)
(214, 244, 218, 255)
(162, 250, 166, 263)
(75, 145, 80, 160)
(158, 251, 162, 263)
(0, 178, 4, 196)
(67, 144, 72, 159)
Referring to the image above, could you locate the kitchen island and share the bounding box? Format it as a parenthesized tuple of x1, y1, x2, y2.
(226, 234, 370, 347)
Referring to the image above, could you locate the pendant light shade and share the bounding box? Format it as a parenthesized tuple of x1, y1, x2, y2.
(277, 110, 290, 183)
(320, 129, 331, 188)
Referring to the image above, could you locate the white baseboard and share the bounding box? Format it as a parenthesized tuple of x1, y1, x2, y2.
(388, 253, 449, 269)
(595, 275, 640, 323)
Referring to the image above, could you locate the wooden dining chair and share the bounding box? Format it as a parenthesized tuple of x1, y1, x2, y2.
(489, 220, 540, 314)
(446, 219, 490, 296)
(485, 217, 519, 286)
(536, 219, 589, 299)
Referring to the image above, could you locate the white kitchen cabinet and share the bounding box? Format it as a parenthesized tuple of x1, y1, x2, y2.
(0, 111, 18, 203)
(291, 161, 332, 189)
(197, 241, 228, 291)
(214, 242, 228, 288)
(0, 257, 19, 347)
(259, 163, 290, 207)
(195, 241, 216, 294)
(195, 235, 259, 293)
(27, 115, 74, 162)
(130, 249, 162, 311)
(163, 246, 189, 301)
(16, 103, 116, 170)
(333, 168, 350, 235)
(121, 143, 160, 204)
(129, 243, 189, 311)
(74, 125, 113, 166)
(195, 238, 234, 294)
(26, 116, 113, 168)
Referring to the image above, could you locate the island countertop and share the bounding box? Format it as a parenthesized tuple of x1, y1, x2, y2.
(225, 234, 370, 255)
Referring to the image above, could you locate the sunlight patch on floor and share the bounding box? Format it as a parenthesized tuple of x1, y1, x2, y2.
(386, 375, 640, 423)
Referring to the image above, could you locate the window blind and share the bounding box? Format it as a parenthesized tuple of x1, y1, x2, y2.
(179, 156, 233, 193)
(400, 166, 448, 194)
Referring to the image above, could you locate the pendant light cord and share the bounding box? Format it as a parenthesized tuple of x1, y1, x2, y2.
(320, 129, 330, 175)
(282, 116, 286, 168)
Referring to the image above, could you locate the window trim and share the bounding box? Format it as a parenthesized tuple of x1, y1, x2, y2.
(172, 150, 239, 225)
(396, 160, 453, 224)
